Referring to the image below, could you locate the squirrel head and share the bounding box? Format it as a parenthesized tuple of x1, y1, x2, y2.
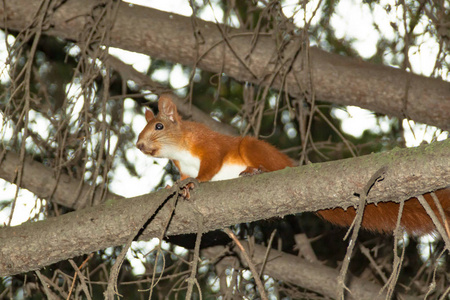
(136, 94, 182, 157)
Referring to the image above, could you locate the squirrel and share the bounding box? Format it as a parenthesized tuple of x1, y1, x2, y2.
(136, 94, 450, 235)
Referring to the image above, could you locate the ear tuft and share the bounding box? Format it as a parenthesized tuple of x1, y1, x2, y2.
(158, 94, 181, 123)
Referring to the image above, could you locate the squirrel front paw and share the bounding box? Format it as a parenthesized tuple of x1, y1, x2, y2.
(175, 178, 199, 200)
(180, 182, 195, 199)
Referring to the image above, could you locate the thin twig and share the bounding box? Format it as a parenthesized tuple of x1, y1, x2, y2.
(416, 195, 450, 251)
(67, 255, 93, 300)
(259, 229, 277, 277)
(224, 228, 268, 300)
(359, 245, 388, 283)
(105, 181, 183, 299)
(337, 166, 388, 299)
(146, 179, 197, 299)
(381, 194, 406, 299)
(35, 270, 56, 300)
(430, 192, 450, 239)
(185, 214, 204, 299)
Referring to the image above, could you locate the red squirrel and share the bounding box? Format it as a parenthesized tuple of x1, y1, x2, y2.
(137, 94, 450, 235)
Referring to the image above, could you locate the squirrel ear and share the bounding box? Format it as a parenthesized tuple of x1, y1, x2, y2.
(145, 109, 155, 122)
(158, 94, 181, 124)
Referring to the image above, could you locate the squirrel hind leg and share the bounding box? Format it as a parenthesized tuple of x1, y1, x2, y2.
(239, 165, 269, 177)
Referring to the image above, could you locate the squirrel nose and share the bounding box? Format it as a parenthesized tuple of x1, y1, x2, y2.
(136, 141, 144, 151)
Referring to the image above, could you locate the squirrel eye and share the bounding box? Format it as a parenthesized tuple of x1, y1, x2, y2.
(155, 123, 164, 130)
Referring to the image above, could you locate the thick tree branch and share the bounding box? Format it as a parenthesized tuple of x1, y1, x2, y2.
(0, 148, 120, 210)
(1, 140, 449, 276)
(0, 0, 449, 130)
(0, 149, 405, 299)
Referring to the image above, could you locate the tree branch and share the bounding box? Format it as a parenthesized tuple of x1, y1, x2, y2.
(0, 0, 448, 129)
(0, 148, 120, 210)
(1, 140, 449, 276)
(202, 243, 420, 300)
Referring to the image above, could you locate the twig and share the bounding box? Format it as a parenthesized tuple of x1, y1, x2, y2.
(259, 229, 277, 277)
(417, 195, 450, 251)
(224, 228, 268, 300)
(430, 192, 450, 240)
(381, 200, 405, 298)
(104, 181, 183, 300)
(185, 214, 204, 300)
(67, 253, 94, 300)
(438, 279, 450, 300)
(35, 270, 56, 300)
(359, 245, 388, 283)
(337, 166, 388, 300)
(146, 179, 197, 299)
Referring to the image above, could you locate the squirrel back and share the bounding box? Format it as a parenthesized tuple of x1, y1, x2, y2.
(137, 94, 450, 235)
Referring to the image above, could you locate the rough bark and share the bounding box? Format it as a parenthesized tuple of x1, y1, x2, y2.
(0, 0, 449, 130)
(1, 139, 449, 276)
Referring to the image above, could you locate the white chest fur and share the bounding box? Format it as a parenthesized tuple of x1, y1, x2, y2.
(161, 146, 246, 181)
(177, 154, 201, 178)
(164, 148, 201, 178)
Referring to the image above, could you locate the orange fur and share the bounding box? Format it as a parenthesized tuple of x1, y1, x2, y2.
(150, 121, 293, 181)
(317, 188, 450, 235)
(137, 94, 450, 235)
(136, 95, 293, 182)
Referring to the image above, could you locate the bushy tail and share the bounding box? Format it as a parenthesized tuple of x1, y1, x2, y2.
(317, 188, 450, 235)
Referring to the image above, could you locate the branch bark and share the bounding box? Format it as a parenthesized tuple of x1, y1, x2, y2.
(0, 0, 449, 130)
(1, 139, 449, 276)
